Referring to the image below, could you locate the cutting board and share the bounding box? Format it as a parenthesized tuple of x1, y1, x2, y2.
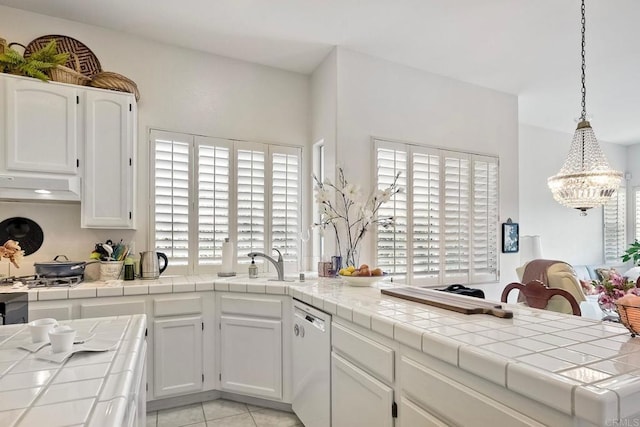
(381, 287, 513, 319)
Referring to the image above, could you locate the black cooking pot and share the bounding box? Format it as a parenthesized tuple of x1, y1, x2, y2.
(34, 255, 98, 278)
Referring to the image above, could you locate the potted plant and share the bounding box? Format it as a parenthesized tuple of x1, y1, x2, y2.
(622, 240, 640, 266)
(0, 40, 68, 81)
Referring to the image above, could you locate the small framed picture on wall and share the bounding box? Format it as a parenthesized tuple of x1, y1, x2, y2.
(502, 220, 519, 253)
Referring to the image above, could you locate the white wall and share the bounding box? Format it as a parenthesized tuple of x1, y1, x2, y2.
(323, 48, 520, 294)
(518, 123, 628, 266)
(0, 6, 309, 275)
(627, 143, 640, 243)
(309, 49, 338, 265)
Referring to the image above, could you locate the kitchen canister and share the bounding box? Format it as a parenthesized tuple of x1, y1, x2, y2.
(99, 260, 124, 281)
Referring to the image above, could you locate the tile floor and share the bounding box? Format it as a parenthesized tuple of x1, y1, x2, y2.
(147, 399, 304, 427)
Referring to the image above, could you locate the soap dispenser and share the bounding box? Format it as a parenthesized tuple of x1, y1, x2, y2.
(249, 257, 258, 278)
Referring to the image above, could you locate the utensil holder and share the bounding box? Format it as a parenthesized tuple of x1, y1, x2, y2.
(99, 261, 124, 281)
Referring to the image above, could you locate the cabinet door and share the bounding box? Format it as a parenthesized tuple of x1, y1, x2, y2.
(154, 316, 203, 398)
(220, 316, 282, 399)
(82, 90, 135, 228)
(331, 352, 394, 427)
(5, 77, 78, 174)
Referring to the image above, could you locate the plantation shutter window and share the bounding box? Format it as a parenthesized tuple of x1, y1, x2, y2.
(603, 188, 626, 264)
(196, 137, 231, 266)
(411, 148, 441, 284)
(236, 143, 266, 261)
(374, 138, 499, 285)
(443, 154, 471, 282)
(376, 144, 408, 275)
(152, 131, 191, 266)
(471, 156, 499, 282)
(271, 147, 301, 265)
(151, 130, 301, 274)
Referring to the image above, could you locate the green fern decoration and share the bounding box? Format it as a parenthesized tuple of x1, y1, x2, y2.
(0, 41, 70, 82)
(28, 40, 69, 67)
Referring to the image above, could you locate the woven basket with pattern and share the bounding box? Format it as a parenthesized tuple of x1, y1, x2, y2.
(89, 71, 140, 101)
(49, 53, 90, 86)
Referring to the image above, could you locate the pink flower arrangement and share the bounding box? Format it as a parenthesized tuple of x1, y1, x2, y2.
(594, 271, 640, 311)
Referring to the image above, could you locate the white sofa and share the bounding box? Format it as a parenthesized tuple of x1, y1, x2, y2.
(572, 264, 639, 283)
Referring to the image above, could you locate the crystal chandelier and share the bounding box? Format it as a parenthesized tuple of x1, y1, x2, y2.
(547, 0, 622, 216)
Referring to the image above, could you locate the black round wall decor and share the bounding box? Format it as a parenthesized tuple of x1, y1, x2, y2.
(0, 217, 44, 256)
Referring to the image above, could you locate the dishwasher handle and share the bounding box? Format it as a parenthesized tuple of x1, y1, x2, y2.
(293, 323, 306, 338)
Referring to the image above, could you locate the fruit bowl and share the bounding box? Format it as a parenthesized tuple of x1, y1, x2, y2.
(340, 275, 384, 287)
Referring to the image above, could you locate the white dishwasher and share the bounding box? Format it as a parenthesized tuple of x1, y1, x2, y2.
(292, 299, 331, 427)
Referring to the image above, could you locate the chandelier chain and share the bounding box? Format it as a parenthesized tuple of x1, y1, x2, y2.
(580, 0, 587, 120)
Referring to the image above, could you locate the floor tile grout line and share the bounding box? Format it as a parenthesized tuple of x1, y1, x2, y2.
(248, 409, 258, 427)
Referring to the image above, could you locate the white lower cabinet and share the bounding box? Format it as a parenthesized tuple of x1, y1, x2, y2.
(220, 315, 282, 399)
(331, 352, 394, 427)
(399, 355, 545, 427)
(29, 292, 217, 403)
(217, 293, 290, 402)
(153, 316, 203, 398)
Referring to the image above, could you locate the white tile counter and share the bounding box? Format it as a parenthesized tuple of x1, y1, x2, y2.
(0, 275, 290, 301)
(0, 314, 146, 427)
(2, 274, 639, 424)
(287, 279, 640, 425)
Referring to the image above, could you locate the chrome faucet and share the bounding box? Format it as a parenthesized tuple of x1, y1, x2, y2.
(247, 248, 285, 281)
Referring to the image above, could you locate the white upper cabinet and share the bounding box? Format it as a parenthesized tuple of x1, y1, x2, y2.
(81, 90, 136, 229)
(5, 76, 79, 174)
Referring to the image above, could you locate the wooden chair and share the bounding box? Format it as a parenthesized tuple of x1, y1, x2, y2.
(501, 280, 582, 316)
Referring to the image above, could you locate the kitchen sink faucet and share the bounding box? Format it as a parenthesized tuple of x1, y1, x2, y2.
(247, 248, 285, 281)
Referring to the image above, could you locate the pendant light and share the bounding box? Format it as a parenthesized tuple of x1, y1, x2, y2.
(547, 0, 622, 216)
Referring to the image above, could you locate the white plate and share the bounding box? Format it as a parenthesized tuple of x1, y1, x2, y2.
(340, 275, 384, 287)
(35, 339, 117, 364)
(19, 333, 95, 353)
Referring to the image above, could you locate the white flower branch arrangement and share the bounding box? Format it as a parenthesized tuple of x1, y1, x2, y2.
(313, 167, 402, 267)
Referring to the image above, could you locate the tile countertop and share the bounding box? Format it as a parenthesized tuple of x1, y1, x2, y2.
(0, 314, 146, 427)
(287, 280, 640, 425)
(0, 274, 293, 301)
(2, 275, 640, 422)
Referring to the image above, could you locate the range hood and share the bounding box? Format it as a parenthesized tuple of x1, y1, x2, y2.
(0, 175, 81, 202)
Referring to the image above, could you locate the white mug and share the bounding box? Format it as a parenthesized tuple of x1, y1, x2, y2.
(28, 318, 58, 343)
(48, 327, 76, 353)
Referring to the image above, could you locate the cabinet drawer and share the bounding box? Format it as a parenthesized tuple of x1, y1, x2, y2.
(30, 305, 72, 321)
(332, 322, 394, 384)
(400, 397, 449, 427)
(220, 294, 281, 319)
(154, 296, 202, 317)
(81, 300, 145, 318)
(400, 356, 544, 427)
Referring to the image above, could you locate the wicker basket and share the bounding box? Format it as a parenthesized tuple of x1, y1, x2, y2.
(89, 71, 140, 101)
(616, 302, 640, 337)
(49, 53, 90, 86)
